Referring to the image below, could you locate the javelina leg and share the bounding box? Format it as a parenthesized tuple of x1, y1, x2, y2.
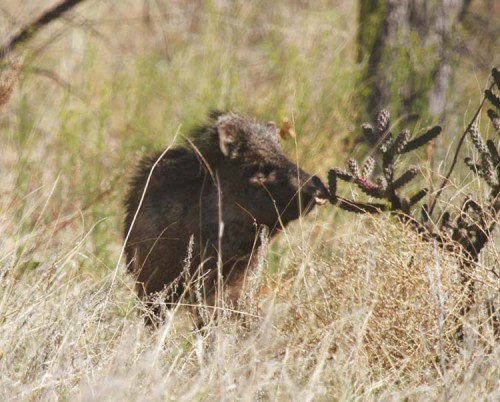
(194, 261, 252, 328)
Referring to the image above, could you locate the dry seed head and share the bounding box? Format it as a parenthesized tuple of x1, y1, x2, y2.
(279, 117, 296, 139)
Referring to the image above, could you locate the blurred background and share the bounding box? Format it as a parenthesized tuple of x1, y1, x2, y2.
(1, 0, 499, 280)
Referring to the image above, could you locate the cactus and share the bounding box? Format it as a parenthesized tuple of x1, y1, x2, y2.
(401, 126, 442, 154)
(485, 89, 500, 109)
(487, 109, 500, 133)
(326, 67, 500, 340)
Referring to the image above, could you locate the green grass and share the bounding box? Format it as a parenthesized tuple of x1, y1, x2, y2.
(0, 1, 499, 400)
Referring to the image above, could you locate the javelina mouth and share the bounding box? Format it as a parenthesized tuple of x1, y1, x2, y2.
(314, 196, 328, 205)
(309, 175, 329, 206)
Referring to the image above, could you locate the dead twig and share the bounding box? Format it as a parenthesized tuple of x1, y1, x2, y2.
(0, 0, 88, 60)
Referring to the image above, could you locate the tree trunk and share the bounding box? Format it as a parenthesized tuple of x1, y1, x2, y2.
(358, 0, 463, 127)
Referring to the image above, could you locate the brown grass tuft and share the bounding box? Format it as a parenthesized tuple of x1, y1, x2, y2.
(0, 57, 22, 111)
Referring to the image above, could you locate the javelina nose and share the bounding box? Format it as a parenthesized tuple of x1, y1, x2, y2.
(306, 175, 329, 205)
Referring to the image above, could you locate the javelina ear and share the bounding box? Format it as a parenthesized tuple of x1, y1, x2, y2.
(267, 121, 280, 140)
(208, 109, 226, 121)
(266, 121, 277, 133)
(217, 122, 238, 157)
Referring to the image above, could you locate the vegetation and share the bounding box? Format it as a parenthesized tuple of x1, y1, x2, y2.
(0, 1, 498, 400)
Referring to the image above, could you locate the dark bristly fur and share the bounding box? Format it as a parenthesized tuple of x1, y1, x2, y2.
(124, 112, 328, 322)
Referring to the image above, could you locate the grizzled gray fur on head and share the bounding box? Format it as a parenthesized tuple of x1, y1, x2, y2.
(124, 111, 328, 320)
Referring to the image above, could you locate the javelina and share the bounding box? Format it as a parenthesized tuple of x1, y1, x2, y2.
(124, 111, 328, 318)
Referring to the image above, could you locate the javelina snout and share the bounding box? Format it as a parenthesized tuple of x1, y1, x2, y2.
(298, 174, 329, 212)
(239, 161, 328, 227)
(124, 111, 327, 321)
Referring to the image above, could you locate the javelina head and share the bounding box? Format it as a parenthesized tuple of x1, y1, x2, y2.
(210, 113, 328, 228)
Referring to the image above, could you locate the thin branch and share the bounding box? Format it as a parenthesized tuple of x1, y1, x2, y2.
(428, 81, 496, 216)
(0, 0, 88, 60)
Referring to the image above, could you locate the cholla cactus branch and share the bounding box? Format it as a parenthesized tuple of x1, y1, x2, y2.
(402, 126, 442, 154)
(464, 157, 483, 176)
(487, 109, 500, 133)
(380, 137, 394, 154)
(492, 67, 500, 90)
(481, 153, 499, 188)
(468, 123, 488, 154)
(486, 140, 499, 164)
(327, 71, 500, 326)
(327, 77, 500, 339)
(327, 169, 338, 201)
(388, 129, 410, 157)
(376, 176, 388, 191)
(389, 166, 418, 191)
(440, 211, 452, 231)
(376, 109, 390, 134)
(325, 69, 499, 340)
(409, 188, 427, 206)
(331, 167, 354, 182)
(400, 197, 411, 213)
(462, 197, 484, 216)
(361, 156, 376, 178)
(383, 163, 394, 183)
(356, 177, 386, 198)
(485, 89, 500, 109)
(348, 159, 360, 177)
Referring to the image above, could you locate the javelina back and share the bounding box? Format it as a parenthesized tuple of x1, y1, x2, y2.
(124, 112, 328, 317)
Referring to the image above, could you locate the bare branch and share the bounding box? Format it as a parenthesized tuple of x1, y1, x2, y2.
(0, 0, 88, 60)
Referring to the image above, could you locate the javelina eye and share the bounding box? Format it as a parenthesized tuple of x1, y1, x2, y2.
(261, 165, 274, 176)
(249, 173, 266, 185)
(247, 164, 275, 185)
(257, 166, 278, 185)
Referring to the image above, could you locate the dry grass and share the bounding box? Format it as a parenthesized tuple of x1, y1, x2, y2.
(1, 206, 498, 400)
(0, 0, 499, 400)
